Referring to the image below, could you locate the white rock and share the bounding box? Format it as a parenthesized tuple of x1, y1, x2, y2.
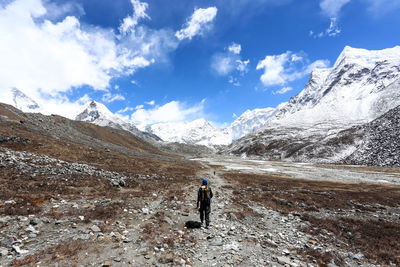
(12, 246, 29, 254)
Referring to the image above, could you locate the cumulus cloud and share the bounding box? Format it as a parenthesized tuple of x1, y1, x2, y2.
(175, 7, 218, 40)
(0, 0, 214, 118)
(0, 0, 163, 113)
(119, 0, 149, 35)
(102, 92, 126, 103)
(211, 42, 249, 80)
(130, 99, 206, 126)
(256, 51, 329, 87)
(228, 43, 241, 54)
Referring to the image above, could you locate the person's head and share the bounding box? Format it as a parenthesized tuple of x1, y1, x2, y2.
(202, 178, 208, 185)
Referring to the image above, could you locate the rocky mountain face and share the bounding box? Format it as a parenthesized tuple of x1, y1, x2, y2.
(76, 101, 161, 142)
(225, 46, 400, 165)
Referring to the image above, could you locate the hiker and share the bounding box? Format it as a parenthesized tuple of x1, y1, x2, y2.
(197, 178, 213, 228)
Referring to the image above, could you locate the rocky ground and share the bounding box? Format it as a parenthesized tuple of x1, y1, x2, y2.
(1, 103, 400, 266)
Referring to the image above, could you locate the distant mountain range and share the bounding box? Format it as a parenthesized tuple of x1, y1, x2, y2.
(2, 46, 400, 162)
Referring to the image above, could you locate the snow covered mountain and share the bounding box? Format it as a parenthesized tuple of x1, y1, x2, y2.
(76, 101, 160, 142)
(268, 46, 400, 128)
(147, 119, 230, 146)
(227, 107, 276, 140)
(145, 107, 277, 146)
(226, 46, 400, 160)
(0, 88, 40, 112)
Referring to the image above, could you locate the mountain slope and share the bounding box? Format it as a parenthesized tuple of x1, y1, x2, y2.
(76, 101, 161, 142)
(226, 46, 400, 162)
(267, 46, 400, 128)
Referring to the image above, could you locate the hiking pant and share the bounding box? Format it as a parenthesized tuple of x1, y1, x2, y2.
(199, 203, 211, 226)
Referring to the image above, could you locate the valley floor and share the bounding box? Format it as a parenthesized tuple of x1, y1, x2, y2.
(1, 147, 399, 266)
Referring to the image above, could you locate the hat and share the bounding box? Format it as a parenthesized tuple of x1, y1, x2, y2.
(202, 178, 208, 185)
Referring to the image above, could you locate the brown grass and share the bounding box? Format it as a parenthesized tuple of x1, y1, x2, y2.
(12, 241, 87, 266)
(301, 214, 400, 265)
(222, 172, 400, 214)
(222, 172, 400, 265)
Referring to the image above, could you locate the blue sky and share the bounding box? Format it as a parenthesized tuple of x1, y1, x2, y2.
(1, 0, 400, 127)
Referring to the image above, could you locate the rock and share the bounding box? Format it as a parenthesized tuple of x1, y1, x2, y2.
(276, 256, 292, 266)
(159, 253, 174, 264)
(123, 237, 133, 243)
(348, 252, 364, 260)
(282, 249, 290, 255)
(79, 234, 91, 240)
(0, 247, 8, 256)
(29, 217, 41, 225)
(25, 225, 38, 233)
(91, 225, 101, 232)
(102, 260, 113, 267)
(142, 208, 149, 214)
(12, 245, 29, 254)
(163, 216, 173, 225)
(138, 247, 147, 254)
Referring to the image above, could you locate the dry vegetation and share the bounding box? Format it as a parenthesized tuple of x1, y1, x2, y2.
(223, 172, 400, 265)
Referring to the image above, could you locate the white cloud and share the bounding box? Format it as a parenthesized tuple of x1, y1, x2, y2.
(0, 0, 159, 103)
(320, 0, 351, 17)
(364, 0, 400, 16)
(102, 92, 125, 103)
(119, 0, 149, 35)
(211, 54, 235, 75)
(273, 86, 293, 95)
(310, 0, 351, 39)
(135, 105, 144, 110)
(256, 51, 329, 87)
(117, 106, 135, 114)
(130, 99, 206, 126)
(228, 76, 241, 87)
(311, 17, 341, 38)
(228, 43, 241, 54)
(145, 100, 155, 106)
(236, 59, 250, 73)
(211, 43, 249, 77)
(175, 7, 218, 41)
(0, 0, 195, 117)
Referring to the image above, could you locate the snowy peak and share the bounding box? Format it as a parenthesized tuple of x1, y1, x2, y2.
(267, 46, 400, 128)
(228, 107, 276, 140)
(11, 88, 40, 111)
(76, 101, 120, 124)
(334, 46, 400, 68)
(0, 88, 41, 112)
(148, 119, 230, 146)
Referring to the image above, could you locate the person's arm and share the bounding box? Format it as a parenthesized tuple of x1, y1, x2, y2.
(197, 188, 200, 208)
(210, 187, 213, 199)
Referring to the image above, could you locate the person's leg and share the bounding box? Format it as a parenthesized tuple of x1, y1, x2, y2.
(205, 204, 211, 227)
(199, 204, 204, 224)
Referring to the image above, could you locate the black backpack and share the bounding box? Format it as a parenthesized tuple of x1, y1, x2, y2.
(185, 221, 201, 229)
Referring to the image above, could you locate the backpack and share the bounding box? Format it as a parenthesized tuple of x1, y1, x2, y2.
(185, 221, 202, 229)
(200, 186, 211, 204)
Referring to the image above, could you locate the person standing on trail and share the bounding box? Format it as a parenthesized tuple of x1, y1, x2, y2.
(197, 178, 213, 228)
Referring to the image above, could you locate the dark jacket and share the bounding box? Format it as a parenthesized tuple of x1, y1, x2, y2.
(197, 185, 213, 207)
